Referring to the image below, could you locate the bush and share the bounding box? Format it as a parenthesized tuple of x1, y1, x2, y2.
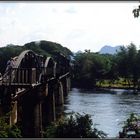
(43, 113, 107, 138)
(119, 113, 140, 138)
(0, 114, 22, 138)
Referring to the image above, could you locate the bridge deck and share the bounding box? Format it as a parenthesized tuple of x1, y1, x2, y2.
(0, 81, 41, 88)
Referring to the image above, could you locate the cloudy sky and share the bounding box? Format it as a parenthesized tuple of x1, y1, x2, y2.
(0, 2, 140, 52)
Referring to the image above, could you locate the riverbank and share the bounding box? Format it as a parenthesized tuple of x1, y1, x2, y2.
(96, 85, 139, 90)
(72, 82, 140, 92)
(72, 77, 140, 91)
(72, 85, 140, 91)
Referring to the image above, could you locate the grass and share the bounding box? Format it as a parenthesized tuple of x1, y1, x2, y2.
(96, 78, 134, 89)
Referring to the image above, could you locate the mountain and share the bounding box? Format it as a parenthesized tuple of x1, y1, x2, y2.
(99, 45, 121, 54)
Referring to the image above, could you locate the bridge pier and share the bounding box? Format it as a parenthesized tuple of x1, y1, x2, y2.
(54, 81, 64, 120)
(42, 83, 56, 126)
(20, 97, 34, 137)
(17, 89, 43, 138)
(10, 101, 17, 125)
(55, 81, 64, 106)
(34, 102, 43, 137)
(62, 77, 70, 97)
(47, 86, 56, 123)
(59, 82, 64, 105)
(67, 77, 71, 91)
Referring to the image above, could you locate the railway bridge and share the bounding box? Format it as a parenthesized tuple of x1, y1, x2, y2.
(0, 50, 71, 137)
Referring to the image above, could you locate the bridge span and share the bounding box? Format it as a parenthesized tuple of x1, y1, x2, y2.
(0, 50, 71, 137)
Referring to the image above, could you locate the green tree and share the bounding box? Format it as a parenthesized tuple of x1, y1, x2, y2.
(0, 114, 21, 138)
(119, 113, 140, 138)
(72, 51, 114, 88)
(127, 43, 138, 88)
(116, 43, 138, 88)
(44, 113, 107, 138)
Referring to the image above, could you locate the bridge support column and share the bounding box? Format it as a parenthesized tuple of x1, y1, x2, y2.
(62, 77, 69, 97)
(42, 84, 56, 125)
(57, 81, 64, 105)
(10, 101, 17, 126)
(34, 102, 43, 137)
(19, 88, 43, 138)
(54, 81, 64, 120)
(67, 77, 71, 91)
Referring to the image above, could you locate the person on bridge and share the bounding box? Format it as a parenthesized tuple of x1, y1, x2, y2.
(3, 57, 15, 79)
(6, 58, 15, 72)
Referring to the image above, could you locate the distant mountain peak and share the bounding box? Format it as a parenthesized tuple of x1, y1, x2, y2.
(99, 45, 121, 54)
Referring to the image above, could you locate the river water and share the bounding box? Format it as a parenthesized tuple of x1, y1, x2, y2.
(64, 88, 140, 138)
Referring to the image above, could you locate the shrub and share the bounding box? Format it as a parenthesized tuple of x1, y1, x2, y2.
(119, 113, 140, 138)
(43, 113, 107, 138)
(0, 114, 22, 138)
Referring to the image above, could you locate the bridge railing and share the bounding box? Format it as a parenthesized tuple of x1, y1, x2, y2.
(1, 65, 70, 86)
(2, 68, 38, 86)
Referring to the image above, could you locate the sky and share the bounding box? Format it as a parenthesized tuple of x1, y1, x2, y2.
(0, 1, 140, 53)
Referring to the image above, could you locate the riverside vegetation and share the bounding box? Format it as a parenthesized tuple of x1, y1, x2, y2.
(1, 112, 140, 138)
(72, 43, 140, 90)
(0, 112, 107, 138)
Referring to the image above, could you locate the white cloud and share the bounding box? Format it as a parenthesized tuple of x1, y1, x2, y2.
(0, 2, 140, 52)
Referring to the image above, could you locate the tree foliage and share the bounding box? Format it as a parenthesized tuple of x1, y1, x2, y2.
(115, 43, 139, 88)
(72, 51, 116, 88)
(72, 43, 140, 89)
(119, 113, 140, 138)
(43, 113, 107, 138)
(0, 114, 21, 138)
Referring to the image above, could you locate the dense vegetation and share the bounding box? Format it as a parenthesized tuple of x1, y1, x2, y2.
(43, 113, 107, 138)
(0, 112, 107, 138)
(72, 43, 140, 89)
(0, 114, 21, 138)
(119, 113, 140, 138)
(1, 111, 140, 138)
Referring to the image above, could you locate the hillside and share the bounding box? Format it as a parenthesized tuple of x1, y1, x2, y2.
(0, 40, 73, 73)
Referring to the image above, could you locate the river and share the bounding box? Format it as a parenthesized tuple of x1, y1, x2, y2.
(64, 88, 140, 138)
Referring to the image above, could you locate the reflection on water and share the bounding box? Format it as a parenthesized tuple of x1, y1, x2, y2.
(64, 88, 140, 137)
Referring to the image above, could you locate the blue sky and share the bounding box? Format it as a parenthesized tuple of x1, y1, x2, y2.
(0, 2, 140, 52)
